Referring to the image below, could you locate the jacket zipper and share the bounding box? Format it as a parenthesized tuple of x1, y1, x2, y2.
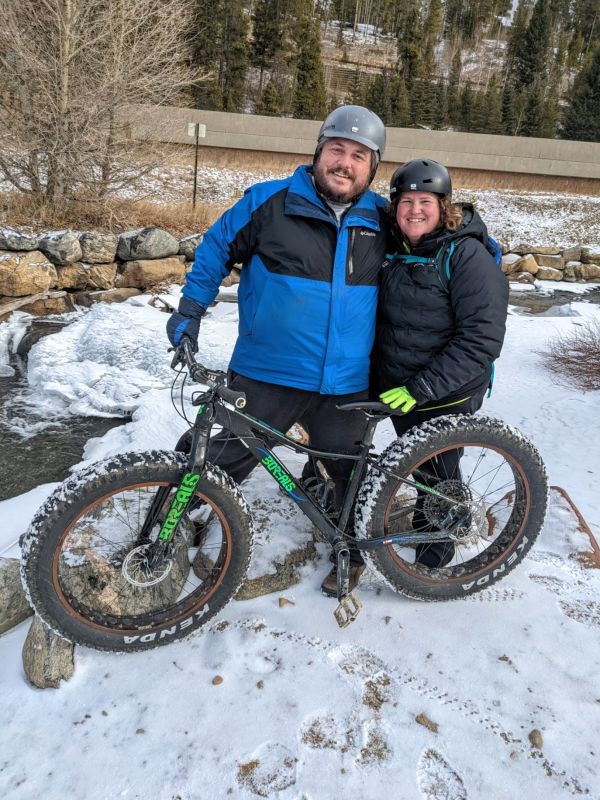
(347, 228, 356, 278)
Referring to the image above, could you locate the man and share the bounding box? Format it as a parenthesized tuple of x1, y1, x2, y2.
(167, 105, 387, 596)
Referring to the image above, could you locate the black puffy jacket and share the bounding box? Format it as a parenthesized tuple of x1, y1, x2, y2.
(375, 204, 509, 406)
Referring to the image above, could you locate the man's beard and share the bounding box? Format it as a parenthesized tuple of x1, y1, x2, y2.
(313, 162, 370, 205)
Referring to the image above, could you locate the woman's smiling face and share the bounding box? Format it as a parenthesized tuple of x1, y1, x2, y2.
(396, 191, 441, 244)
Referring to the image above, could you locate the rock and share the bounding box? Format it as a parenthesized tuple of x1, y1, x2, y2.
(534, 253, 564, 269)
(221, 274, 235, 287)
(501, 253, 522, 274)
(236, 538, 317, 600)
(212, 675, 223, 685)
(74, 288, 142, 307)
(0, 228, 41, 251)
(528, 729, 543, 749)
(19, 293, 75, 316)
(562, 245, 581, 262)
(117, 227, 179, 261)
(79, 232, 118, 264)
(119, 257, 186, 289)
(56, 262, 117, 290)
(415, 713, 439, 733)
(509, 272, 536, 284)
(22, 616, 75, 688)
(0, 250, 58, 296)
(229, 267, 241, 284)
(536, 266, 563, 281)
(39, 231, 83, 266)
(178, 233, 203, 261)
(512, 243, 561, 255)
(514, 254, 539, 274)
(563, 263, 578, 281)
(0, 558, 33, 634)
(574, 263, 600, 281)
(581, 247, 600, 265)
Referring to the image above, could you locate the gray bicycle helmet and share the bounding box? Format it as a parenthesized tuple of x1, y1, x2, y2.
(390, 159, 452, 200)
(317, 105, 386, 160)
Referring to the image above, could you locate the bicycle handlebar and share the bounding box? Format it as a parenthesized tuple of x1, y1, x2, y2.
(171, 339, 247, 410)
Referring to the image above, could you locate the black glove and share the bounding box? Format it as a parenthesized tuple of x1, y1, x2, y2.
(166, 296, 206, 350)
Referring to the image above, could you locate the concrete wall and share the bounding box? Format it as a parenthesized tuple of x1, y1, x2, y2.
(126, 105, 600, 180)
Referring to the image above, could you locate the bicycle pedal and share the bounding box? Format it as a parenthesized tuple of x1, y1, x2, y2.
(333, 591, 363, 628)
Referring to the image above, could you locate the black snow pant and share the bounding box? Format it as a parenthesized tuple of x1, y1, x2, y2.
(176, 373, 369, 563)
(390, 388, 487, 568)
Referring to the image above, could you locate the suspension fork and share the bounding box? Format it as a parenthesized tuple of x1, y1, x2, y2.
(138, 404, 214, 563)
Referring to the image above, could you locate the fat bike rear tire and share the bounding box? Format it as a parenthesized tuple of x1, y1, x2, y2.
(354, 415, 548, 601)
(21, 451, 253, 652)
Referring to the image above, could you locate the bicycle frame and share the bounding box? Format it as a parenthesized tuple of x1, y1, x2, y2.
(152, 393, 461, 556)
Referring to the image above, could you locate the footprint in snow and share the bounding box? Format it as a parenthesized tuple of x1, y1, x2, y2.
(236, 741, 297, 797)
(416, 748, 467, 800)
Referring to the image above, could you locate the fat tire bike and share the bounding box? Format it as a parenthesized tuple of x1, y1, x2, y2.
(21, 341, 548, 652)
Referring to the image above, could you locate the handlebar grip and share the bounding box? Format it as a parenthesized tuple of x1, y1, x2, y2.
(217, 385, 247, 409)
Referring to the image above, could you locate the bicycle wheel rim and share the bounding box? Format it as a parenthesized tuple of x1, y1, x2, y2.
(50, 481, 233, 635)
(382, 439, 531, 583)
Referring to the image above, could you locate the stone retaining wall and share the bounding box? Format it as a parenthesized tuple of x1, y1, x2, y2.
(1, 225, 599, 320)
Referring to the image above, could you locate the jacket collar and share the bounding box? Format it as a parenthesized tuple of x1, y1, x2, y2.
(285, 165, 384, 229)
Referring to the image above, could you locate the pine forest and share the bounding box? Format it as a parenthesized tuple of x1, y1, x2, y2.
(189, 0, 600, 142)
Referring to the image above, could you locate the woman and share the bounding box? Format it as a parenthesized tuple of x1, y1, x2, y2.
(376, 159, 509, 569)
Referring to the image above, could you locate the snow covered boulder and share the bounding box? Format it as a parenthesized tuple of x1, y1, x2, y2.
(0, 250, 58, 296)
(79, 232, 118, 264)
(515, 254, 539, 275)
(501, 253, 522, 274)
(119, 257, 186, 289)
(22, 616, 74, 689)
(581, 247, 600, 266)
(534, 253, 564, 269)
(39, 231, 83, 266)
(178, 233, 203, 261)
(0, 228, 40, 251)
(509, 271, 536, 284)
(536, 266, 563, 281)
(56, 262, 117, 291)
(574, 263, 600, 281)
(0, 558, 33, 634)
(74, 287, 141, 307)
(117, 227, 179, 261)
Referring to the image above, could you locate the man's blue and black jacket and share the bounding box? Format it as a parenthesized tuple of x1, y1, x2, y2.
(182, 165, 388, 395)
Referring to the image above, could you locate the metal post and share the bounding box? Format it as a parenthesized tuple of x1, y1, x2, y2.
(192, 123, 200, 210)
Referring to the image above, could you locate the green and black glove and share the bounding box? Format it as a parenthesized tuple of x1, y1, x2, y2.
(379, 386, 417, 413)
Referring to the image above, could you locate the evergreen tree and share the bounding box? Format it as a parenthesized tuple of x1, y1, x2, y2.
(368, 69, 393, 123)
(514, 0, 552, 87)
(447, 46, 462, 127)
(252, 0, 288, 92)
(520, 81, 545, 136)
(561, 44, 600, 141)
(190, 0, 224, 110)
(258, 80, 280, 115)
(389, 72, 411, 127)
(220, 0, 250, 112)
(483, 75, 503, 134)
(349, 66, 364, 105)
(501, 77, 517, 134)
(292, 13, 327, 119)
(505, 0, 532, 80)
(433, 79, 448, 129)
(458, 83, 476, 130)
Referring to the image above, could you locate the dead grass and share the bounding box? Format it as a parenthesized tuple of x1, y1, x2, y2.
(150, 143, 600, 195)
(542, 319, 600, 391)
(0, 191, 227, 237)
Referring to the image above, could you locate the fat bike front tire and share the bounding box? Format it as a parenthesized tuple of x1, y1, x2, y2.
(354, 415, 548, 601)
(21, 451, 253, 652)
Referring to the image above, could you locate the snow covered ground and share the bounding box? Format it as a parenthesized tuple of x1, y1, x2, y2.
(1, 290, 600, 798)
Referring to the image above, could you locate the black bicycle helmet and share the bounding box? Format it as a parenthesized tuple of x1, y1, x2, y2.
(389, 159, 452, 200)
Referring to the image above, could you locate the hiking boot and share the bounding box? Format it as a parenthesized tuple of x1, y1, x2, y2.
(321, 563, 366, 598)
(415, 541, 455, 569)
